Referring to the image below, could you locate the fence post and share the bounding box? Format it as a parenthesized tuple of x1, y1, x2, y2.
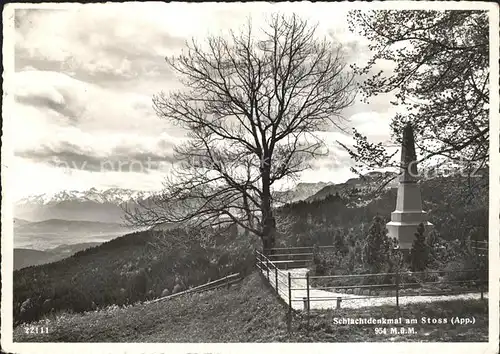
(336, 297, 342, 309)
(306, 272, 310, 312)
(287, 272, 292, 333)
(480, 266, 484, 300)
(288, 272, 292, 312)
(395, 268, 400, 308)
(266, 259, 270, 279)
(273, 267, 278, 293)
(312, 244, 319, 264)
(306, 272, 310, 330)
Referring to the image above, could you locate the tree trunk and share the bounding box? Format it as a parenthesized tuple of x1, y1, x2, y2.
(260, 163, 276, 255)
(242, 191, 252, 238)
(262, 217, 276, 255)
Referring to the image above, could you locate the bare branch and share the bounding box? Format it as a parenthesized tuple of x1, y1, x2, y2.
(126, 13, 355, 250)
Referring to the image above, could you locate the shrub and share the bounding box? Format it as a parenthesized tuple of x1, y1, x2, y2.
(410, 223, 430, 271)
(363, 216, 394, 273)
(128, 269, 148, 302)
(443, 257, 486, 283)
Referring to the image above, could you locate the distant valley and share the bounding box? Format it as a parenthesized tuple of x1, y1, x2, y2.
(14, 243, 102, 270)
(13, 217, 139, 270)
(12, 188, 151, 269)
(14, 218, 136, 250)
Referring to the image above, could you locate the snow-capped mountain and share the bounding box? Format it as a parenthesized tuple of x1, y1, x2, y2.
(15, 188, 156, 223)
(16, 188, 154, 206)
(15, 182, 328, 223)
(14, 175, 394, 224)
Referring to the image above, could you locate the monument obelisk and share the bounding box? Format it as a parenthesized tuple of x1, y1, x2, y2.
(386, 123, 433, 249)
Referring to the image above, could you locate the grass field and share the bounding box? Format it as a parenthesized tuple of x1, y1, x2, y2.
(295, 298, 488, 342)
(13, 272, 488, 342)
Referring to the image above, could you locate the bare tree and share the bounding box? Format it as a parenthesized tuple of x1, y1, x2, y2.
(125, 14, 356, 253)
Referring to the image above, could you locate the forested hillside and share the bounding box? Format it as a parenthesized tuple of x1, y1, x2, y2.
(14, 226, 257, 325)
(277, 173, 488, 247)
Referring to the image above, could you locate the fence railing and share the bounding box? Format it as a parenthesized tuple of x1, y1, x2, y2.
(262, 245, 335, 269)
(470, 240, 488, 257)
(148, 273, 241, 304)
(256, 249, 487, 329)
(264, 241, 489, 265)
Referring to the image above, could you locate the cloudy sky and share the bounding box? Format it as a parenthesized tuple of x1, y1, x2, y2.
(8, 2, 399, 200)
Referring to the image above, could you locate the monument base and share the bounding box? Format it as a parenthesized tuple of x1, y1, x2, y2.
(386, 220, 433, 250)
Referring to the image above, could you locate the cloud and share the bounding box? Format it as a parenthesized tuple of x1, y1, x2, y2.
(14, 128, 179, 173)
(11, 70, 184, 136)
(311, 153, 352, 171)
(10, 70, 182, 174)
(8, 4, 399, 198)
(10, 157, 169, 200)
(348, 109, 396, 143)
(15, 7, 184, 82)
(14, 4, 364, 86)
(13, 69, 90, 125)
(292, 131, 355, 173)
(15, 134, 179, 173)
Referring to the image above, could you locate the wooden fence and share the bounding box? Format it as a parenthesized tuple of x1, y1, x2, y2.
(148, 273, 242, 304)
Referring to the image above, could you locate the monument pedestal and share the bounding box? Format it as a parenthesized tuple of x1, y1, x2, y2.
(387, 217, 433, 249)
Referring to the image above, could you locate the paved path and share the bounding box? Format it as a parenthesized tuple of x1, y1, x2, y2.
(262, 267, 487, 310)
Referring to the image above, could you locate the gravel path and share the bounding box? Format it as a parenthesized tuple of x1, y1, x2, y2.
(262, 267, 487, 310)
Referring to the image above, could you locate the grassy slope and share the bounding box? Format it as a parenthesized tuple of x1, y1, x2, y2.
(14, 272, 290, 343)
(14, 272, 488, 343)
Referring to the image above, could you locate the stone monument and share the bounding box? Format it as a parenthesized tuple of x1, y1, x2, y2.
(386, 123, 433, 249)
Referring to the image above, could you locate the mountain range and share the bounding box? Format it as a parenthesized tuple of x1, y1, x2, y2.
(16, 187, 152, 206)
(14, 185, 320, 223)
(305, 171, 398, 203)
(14, 188, 153, 223)
(14, 173, 398, 223)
